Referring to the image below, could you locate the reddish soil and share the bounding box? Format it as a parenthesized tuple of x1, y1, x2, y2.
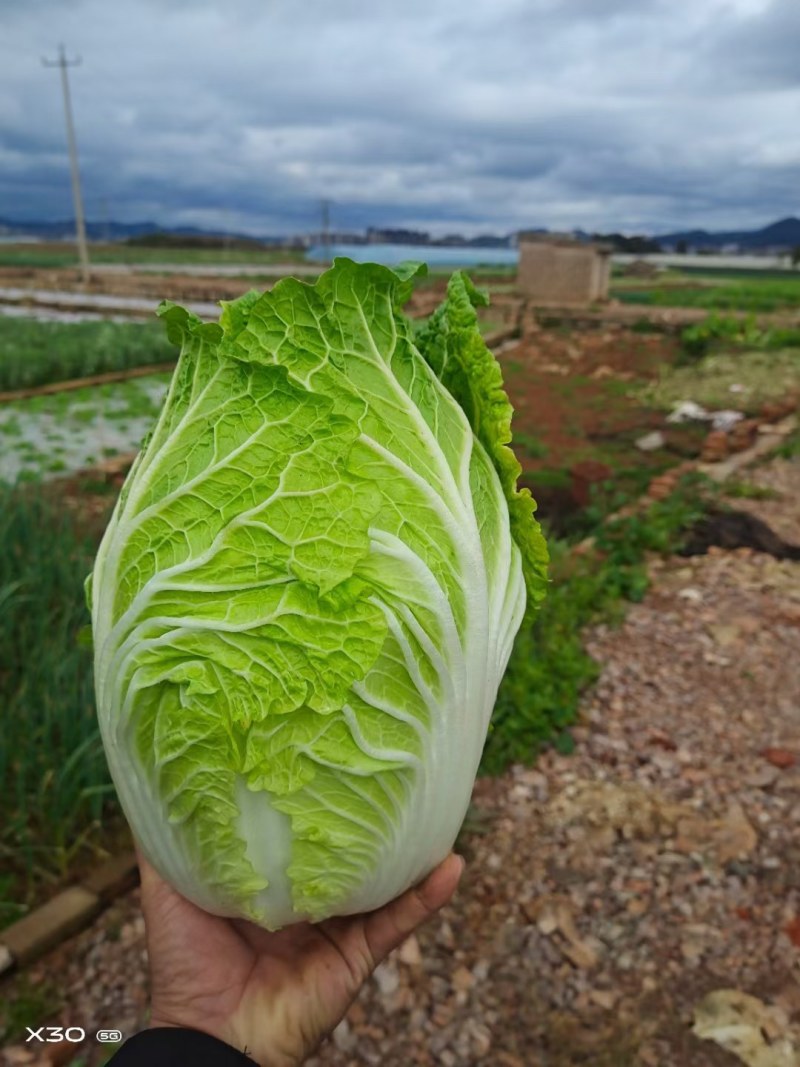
(500, 324, 703, 530)
(506, 326, 678, 461)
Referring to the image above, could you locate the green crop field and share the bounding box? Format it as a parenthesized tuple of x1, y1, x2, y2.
(0, 484, 115, 923)
(0, 318, 177, 392)
(612, 272, 800, 313)
(0, 241, 309, 270)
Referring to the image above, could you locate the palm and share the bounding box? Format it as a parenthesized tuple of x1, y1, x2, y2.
(139, 853, 462, 1067)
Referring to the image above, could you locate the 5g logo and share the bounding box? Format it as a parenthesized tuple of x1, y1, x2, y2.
(97, 1030, 123, 1043)
(26, 1027, 86, 1043)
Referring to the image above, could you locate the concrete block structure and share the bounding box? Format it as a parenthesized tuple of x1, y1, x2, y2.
(517, 233, 611, 304)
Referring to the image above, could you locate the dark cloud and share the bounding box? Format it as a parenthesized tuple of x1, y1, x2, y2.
(1, 0, 797, 235)
(700, 0, 800, 90)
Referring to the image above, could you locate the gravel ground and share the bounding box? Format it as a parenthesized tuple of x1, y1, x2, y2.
(3, 458, 799, 1067)
(723, 456, 800, 545)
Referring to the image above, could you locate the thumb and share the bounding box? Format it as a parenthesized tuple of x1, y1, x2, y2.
(361, 853, 465, 965)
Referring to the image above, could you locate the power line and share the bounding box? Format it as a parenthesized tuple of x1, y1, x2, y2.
(43, 44, 90, 282)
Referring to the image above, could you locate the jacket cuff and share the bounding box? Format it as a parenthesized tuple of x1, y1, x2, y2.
(108, 1027, 256, 1065)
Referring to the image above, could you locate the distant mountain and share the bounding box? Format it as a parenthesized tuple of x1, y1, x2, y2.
(2, 214, 800, 252)
(0, 217, 278, 243)
(656, 216, 800, 252)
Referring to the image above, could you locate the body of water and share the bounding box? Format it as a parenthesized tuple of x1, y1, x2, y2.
(306, 243, 518, 269)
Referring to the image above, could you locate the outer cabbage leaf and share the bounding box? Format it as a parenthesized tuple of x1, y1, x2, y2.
(89, 258, 546, 928)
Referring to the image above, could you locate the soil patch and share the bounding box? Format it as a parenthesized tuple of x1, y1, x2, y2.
(500, 324, 698, 533)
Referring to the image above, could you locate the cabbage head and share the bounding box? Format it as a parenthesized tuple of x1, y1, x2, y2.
(88, 259, 547, 929)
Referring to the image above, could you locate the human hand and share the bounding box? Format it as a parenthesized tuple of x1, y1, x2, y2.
(138, 850, 464, 1067)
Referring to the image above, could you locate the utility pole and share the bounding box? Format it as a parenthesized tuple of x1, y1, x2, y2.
(43, 44, 90, 282)
(321, 198, 331, 262)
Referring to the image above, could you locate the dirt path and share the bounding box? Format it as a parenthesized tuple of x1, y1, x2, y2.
(2, 457, 799, 1067)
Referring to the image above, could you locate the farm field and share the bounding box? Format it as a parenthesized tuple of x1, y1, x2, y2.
(0, 373, 170, 483)
(611, 265, 800, 312)
(2, 256, 800, 1064)
(0, 240, 310, 270)
(1, 267, 797, 892)
(0, 318, 176, 391)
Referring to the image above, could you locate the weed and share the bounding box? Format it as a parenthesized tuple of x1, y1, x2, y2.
(514, 431, 549, 459)
(678, 313, 800, 362)
(75, 476, 117, 495)
(630, 318, 665, 334)
(0, 485, 114, 921)
(0, 417, 23, 437)
(775, 427, 800, 459)
(0, 973, 62, 1043)
(722, 480, 781, 501)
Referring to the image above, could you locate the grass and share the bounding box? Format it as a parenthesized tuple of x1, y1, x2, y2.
(0, 971, 60, 1044)
(0, 318, 177, 392)
(722, 479, 781, 501)
(0, 483, 117, 925)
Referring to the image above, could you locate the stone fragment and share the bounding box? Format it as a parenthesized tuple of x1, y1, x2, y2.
(746, 765, 781, 789)
(397, 934, 423, 967)
(636, 430, 666, 452)
(715, 803, 759, 866)
(589, 989, 618, 1010)
(470, 1022, 492, 1057)
(762, 748, 796, 770)
(373, 960, 400, 996)
(708, 623, 740, 646)
(451, 965, 475, 992)
(693, 989, 797, 1066)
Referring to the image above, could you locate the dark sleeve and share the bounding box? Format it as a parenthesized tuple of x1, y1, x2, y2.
(107, 1027, 256, 1065)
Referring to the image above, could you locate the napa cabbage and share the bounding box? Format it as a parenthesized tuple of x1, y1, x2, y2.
(88, 259, 547, 929)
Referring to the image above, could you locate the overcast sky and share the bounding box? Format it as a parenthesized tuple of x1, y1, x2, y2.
(1, 0, 798, 237)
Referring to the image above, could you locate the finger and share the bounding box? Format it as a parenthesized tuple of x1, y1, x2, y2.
(135, 843, 188, 916)
(361, 853, 465, 966)
(134, 843, 168, 900)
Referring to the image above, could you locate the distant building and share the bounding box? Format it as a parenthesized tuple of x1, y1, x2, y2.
(517, 233, 612, 304)
(366, 227, 430, 245)
(622, 259, 660, 279)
